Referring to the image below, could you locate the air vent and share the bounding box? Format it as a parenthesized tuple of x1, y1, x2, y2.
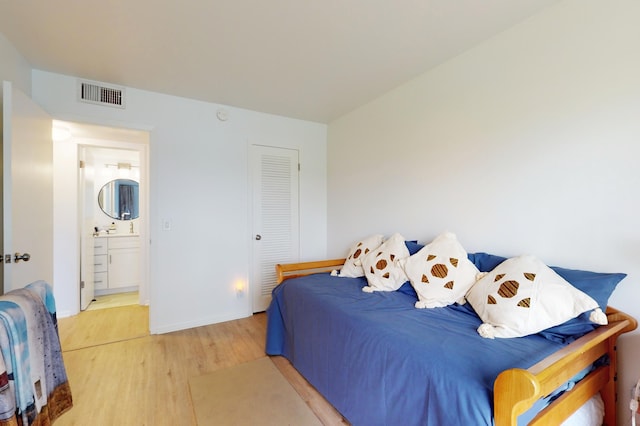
(78, 80, 125, 108)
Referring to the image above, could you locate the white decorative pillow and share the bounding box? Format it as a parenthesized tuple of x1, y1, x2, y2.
(399, 232, 479, 308)
(466, 255, 607, 339)
(338, 234, 384, 278)
(361, 233, 410, 292)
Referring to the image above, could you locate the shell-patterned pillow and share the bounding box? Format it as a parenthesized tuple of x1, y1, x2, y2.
(338, 234, 384, 278)
(361, 233, 410, 292)
(399, 232, 478, 308)
(465, 255, 607, 338)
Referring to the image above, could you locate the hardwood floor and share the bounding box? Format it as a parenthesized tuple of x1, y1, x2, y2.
(55, 305, 347, 425)
(58, 304, 149, 351)
(84, 291, 139, 311)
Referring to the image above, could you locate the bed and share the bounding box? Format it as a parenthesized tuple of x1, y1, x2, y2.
(265, 240, 637, 426)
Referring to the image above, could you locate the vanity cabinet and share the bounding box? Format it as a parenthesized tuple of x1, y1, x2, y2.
(93, 236, 140, 293)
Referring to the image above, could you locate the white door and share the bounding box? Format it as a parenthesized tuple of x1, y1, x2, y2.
(78, 147, 95, 309)
(2, 81, 53, 293)
(251, 145, 299, 312)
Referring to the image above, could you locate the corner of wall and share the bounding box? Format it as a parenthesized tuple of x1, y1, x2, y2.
(0, 33, 32, 96)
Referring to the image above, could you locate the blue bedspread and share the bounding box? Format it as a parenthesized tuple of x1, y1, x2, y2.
(265, 273, 568, 426)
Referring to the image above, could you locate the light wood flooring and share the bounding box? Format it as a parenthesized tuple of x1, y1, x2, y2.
(84, 292, 139, 311)
(56, 305, 347, 425)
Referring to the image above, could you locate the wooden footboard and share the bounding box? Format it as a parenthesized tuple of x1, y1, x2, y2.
(275, 259, 638, 426)
(494, 307, 637, 426)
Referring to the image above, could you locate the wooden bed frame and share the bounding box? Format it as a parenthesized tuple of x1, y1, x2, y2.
(275, 259, 638, 426)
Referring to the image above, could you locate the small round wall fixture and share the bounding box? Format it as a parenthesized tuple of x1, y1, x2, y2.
(216, 108, 229, 121)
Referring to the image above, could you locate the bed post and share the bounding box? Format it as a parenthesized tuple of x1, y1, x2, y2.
(494, 369, 540, 426)
(601, 338, 617, 426)
(602, 307, 639, 426)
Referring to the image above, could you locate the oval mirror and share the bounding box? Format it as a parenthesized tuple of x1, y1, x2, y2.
(98, 179, 139, 221)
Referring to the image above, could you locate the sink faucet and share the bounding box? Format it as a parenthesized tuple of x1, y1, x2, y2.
(121, 212, 130, 220)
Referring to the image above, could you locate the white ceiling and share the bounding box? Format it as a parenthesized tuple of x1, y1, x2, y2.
(0, 0, 560, 123)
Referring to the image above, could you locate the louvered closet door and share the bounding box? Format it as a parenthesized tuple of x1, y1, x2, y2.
(251, 145, 299, 312)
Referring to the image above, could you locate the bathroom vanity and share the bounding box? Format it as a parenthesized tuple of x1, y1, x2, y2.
(94, 235, 140, 294)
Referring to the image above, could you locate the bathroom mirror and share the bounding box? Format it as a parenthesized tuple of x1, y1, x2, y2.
(98, 179, 139, 220)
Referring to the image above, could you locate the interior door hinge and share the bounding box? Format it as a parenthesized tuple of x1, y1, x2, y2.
(298, 163, 300, 172)
(79, 160, 85, 169)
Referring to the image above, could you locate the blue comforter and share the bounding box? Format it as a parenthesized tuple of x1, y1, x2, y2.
(265, 274, 568, 425)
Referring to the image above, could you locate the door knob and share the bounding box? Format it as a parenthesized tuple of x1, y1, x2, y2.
(255, 234, 262, 240)
(14, 253, 31, 263)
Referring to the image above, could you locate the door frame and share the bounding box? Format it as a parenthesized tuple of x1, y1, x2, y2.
(52, 120, 150, 316)
(78, 145, 94, 310)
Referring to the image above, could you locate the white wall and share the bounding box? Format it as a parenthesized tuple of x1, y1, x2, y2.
(52, 139, 79, 315)
(0, 33, 31, 96)
(327, 0, 640, 421)
(34, 70, 327, 333)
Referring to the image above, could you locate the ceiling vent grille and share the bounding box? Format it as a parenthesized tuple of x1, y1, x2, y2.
(78, 80, 125, 108)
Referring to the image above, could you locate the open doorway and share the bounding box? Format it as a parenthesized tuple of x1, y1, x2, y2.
(52, 120, 149, 319)
(79, 145, 142, 311)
